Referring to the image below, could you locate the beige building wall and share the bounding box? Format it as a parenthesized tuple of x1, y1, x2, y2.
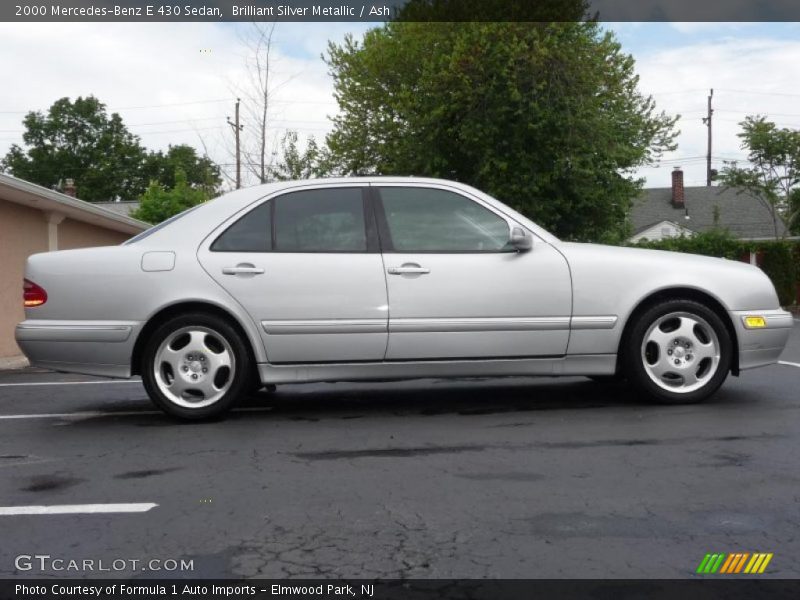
(0, 197, 135, 360)
(0, 199, 49, 358)
(59, 217, 130, 250)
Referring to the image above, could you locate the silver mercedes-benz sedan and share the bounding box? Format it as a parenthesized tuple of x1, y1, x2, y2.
(16, 178, 793, 419)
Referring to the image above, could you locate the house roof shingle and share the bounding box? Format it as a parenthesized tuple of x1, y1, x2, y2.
(92, 201, 140, 218)
(631, 186, 788, 240)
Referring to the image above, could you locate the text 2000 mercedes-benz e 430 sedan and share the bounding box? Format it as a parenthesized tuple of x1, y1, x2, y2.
(17, 178, 793, 419)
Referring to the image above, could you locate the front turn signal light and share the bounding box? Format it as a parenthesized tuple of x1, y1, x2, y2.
(743, 316, 767, 329)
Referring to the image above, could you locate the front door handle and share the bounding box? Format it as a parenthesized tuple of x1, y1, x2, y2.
(222, 264, 265, 276)
(388, 264, 430, 275)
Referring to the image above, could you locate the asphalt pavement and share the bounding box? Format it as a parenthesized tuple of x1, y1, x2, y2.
(1, 322, 799, 579)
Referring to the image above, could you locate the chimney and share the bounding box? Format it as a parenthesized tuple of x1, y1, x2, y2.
(63, 179, 77, 198)
(671, 167, 684, 208)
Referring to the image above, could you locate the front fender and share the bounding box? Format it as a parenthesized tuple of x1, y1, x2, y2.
(558, 243, 780, 355)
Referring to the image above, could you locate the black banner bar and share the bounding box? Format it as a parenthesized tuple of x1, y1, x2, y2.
(3, 1, 800, 23)
(3, 579, 800, 600)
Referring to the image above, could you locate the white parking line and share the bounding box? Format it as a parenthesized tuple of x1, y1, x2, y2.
(0, 503, 157, 516)
(0, 411, 156, 420)
(0, 406, 273, 421)
(0, 380, 141, 387)
(778, 361, 800, 368)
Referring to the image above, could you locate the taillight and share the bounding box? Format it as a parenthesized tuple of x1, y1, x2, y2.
(23, 278, 47, 307)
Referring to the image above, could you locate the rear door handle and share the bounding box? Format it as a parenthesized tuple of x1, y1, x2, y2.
(388, 265, 430, 275)
(222, 264, 265, 275)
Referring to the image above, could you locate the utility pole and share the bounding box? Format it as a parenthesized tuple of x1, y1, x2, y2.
(227, 98, 244, 189)
(702, 88, 714, 186)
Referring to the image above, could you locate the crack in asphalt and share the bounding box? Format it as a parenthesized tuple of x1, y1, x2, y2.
(113, 467, 183, 479)
(292, 445, 487, 460)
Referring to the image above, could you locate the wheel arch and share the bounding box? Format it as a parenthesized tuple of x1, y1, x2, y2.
(131, 301, 260, 377)
(617, 287, 740, 376)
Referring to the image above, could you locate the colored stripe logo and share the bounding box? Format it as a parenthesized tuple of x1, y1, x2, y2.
(696, 553, 773, 574)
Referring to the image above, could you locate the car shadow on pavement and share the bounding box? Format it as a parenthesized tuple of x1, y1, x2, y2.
(53, 376, 764, 427)
(242, 377, 644, 418)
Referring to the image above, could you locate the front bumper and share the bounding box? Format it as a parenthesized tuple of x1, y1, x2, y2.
(15, 320, 139, 378)
(730, 309, 794, 370)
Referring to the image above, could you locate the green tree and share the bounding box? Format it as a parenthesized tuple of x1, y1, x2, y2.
(144, 144, 222, 197)
(131, 168, 209, 224)
(270, 131, 329, 181)
(324, 20, 678, 241)
(720, 116, 800, 239)
(1, 96, 149, 201)
(789, 188, 800, 236)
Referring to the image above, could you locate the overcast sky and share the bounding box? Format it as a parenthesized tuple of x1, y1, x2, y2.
(1, 21, 799, 193)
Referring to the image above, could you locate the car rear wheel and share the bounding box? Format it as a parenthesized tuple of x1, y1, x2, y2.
(141, 313, 252, 420)
(623, 299, 732, 404)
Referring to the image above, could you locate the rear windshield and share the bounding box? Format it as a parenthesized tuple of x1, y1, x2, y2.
(123, 205, 200, 245)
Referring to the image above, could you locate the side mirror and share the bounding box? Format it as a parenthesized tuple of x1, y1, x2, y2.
(510, 227, 533, 251)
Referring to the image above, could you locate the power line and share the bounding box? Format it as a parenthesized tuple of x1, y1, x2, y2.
(648, 88, 800, 99)
(0, 98, 231, 115)
(128, 116, 223, 127)
(713, 108, 800, 118)
(111, 98, 230, 110)
(0, 121, 332, 136)
(716, 88, 800, 99)
(271, 99, 337, 106)
(0, 97, 337, 116)
(137, 124, 330, 135)
(716, 117, 800, 127)
(132, 116, 332, 129)
(646, 89, 708, 96)
(136, 126, 226, 135)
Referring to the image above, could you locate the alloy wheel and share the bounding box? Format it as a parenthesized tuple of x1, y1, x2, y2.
(640, 311, 721, 394)
(153, 326, 236, 408)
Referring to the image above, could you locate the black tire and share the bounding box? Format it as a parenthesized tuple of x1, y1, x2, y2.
(246, 372, 264, 395)
(141, 312, 253, 420)
(622, 299, 732, 404)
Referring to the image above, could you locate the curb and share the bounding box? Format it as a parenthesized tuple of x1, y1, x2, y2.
(0, 355, 30, 371)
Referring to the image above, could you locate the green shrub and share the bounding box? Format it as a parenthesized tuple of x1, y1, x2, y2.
(629, 228, 740, 259)
(793, 244, 800, 282)
(625, 230, 799, 307)
(760, 242, 797, 306)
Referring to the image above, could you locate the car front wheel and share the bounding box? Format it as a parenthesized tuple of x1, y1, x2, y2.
(624, 299, 733, 404)
(141, 313, 252, 419)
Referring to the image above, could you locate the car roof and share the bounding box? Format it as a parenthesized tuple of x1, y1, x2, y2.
(133, 177, 560, 248)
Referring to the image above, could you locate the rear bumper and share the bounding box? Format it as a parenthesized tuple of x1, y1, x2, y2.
(730, 309, 794, 370)
(15, 320, 139, 378)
